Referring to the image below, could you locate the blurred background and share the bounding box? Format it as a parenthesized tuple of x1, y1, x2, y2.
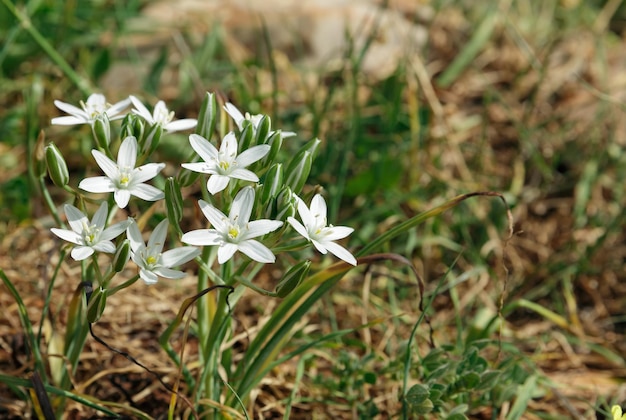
(1, 0, 625, 417)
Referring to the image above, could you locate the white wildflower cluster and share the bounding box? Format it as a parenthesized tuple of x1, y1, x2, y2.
(48, 92, 357, 296)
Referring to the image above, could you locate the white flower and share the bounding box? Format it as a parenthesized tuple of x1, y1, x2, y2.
(127, 219, 200, 284)
(181, 187, 283, 264)
(51, 202, 129, 261)
(287, 194, 357, 266)
(181, 133, 270, 195)
(224, 102, 296, 138)
(79, 136, 165, 208)
(51, 93, 130, 126)
(129, 96, 197, 132)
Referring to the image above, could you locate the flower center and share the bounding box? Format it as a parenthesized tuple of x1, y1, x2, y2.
(227, 224, 240, 240)
(118, 168, 132, 187)
(219, 161, 230, 171)
(83, 224, 101, 246)
(155, 108, 174, 125)
(146, 255, 157, 266)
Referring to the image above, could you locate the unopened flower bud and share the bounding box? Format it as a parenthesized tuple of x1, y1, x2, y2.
(196, 92, 217, 139)
(45, 142, 69, 187)
(261, 163, 283, 204)
(262, 131, 283, 166)
(112, 239, 131, 273)
(274, 186, 296, 221)
(86, 286, 107, 323)
(285, 150, 312, 194)
(254, 115, 271, 145)
(121, 113, 145, 140)
(92, 113, 111, 149)
(275, 260, 311, 297)
(239, 122, 254, 152)
(142, 123, 163, 155)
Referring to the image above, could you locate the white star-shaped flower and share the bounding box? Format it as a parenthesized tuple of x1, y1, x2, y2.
(181, 186, 283, 264)
(181, 133, 270, 195)
(51, 93, 130, 126)
(224, 102, 296, 138)
(287, 194, 357, 266)
(129, 96, 197, 132)
(79, 136, 165, 209)
(127, 219, 200, 284)
(51, 202, 130, 261)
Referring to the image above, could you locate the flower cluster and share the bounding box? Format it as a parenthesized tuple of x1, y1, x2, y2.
(48, 92, 357, 291)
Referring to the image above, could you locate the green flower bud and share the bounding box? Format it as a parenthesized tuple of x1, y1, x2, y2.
(239, 122, 254, 152)
(261, 131, 283, 166)
(165, 177, 184, 223)
(45, 142, 69, 187)
(285, 150, 312, 195)
(275, 260, 311, 297)
(121, 113, 145, 140)
(254, 115, 271, 145)
(284, 138, 320, 194)
(143, 123, 163, 156)
(112, 239, 131, 273)
(261, 163, 283, 205)
(196, 92, 217, 139)
(92, 113, 111, 149)
(274, 185, 296, 221)
(86, 286, 107, 323)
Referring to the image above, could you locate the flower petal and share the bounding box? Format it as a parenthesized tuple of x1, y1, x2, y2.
(236, 144, 270, 167)
(221, 132, 238, 157)
(161, 247, 200, 267)
(319, 241, 357, 266)
(287, 217, 310, 241)
(230, 187, 254, 223)
(71, 246, 94, 261)
(320, 226, 354, 241)
(114, 189, 131, 208)
(53, 100, 87, 119)
(217, 243, 238, 263)
(228, 168, 259, 182)
(153, 267, 186, 279)
(130, 184, 164, 202)
(189, 134, 218, 163)
(51, 116, 88, 125)
(130, 96, 154, 123)
(207, 175, 230, 194)
(91, 202, 109, 230)
(224, 103, 245, 129)
(181, 229, 221, 246)
(198, 200, 228, 231)
(165, 119, 197, 132)
(126, 221, 145, 252)
(79, 176, 115, 193)
(51, 228, 82, 245)
(91, 150, 120, 180)
(106, 98, 131, 118)
(139, 268, 159, 284)
(92, 241, 116, 254)
(117, 136, 138, 169)
(132, 162, 165, 184)
(310, 194, 328, 220)
(237, 240, 276, 263)
(245, 220, 283, 239)
(147, 219, 169, 254)
(181, 162, 215, 174)
(101, 220, 131, 241)
(63, 205, 88, 234)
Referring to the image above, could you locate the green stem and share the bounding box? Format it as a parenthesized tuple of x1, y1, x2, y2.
(0, 0, 93, 95)
(39, 177, 63, 227)
(107, 274, 140, 296)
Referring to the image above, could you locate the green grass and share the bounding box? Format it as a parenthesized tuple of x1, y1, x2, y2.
(1, 0, 625, 418)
